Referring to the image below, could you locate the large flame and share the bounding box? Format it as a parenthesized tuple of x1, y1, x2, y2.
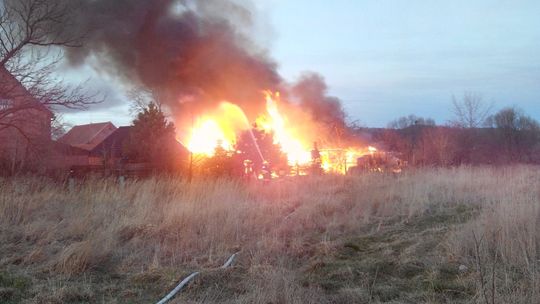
(184, 102, 250, 156)
(257, 91, 311, 165)
(181, 91, 377, 174)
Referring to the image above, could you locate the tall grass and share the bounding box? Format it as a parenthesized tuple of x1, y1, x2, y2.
(1, 166, 539, 303)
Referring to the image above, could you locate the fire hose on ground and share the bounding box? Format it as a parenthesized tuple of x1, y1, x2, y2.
(155, 252, 239, 304)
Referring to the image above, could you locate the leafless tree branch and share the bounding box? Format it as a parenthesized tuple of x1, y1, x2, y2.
(450, 92, 493, 128)
(0, 0, 101, 132)
(0, 0, 102, 173)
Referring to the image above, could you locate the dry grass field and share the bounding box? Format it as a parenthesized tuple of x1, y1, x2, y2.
(1, 166, 540, 303)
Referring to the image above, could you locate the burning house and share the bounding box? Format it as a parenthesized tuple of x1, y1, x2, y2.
(28, 0, 401, 178)
(179, 91, 386, 178)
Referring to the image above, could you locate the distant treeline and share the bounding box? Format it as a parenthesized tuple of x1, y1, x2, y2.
(362, 105, 540, 166)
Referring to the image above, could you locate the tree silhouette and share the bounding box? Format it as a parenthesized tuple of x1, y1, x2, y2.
(200, 144, 236, 177)
(236, 125, 288, 175)
(125, 103, 184, 173)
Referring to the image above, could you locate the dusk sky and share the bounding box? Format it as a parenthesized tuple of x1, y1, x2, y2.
(63, 0, 540, 128)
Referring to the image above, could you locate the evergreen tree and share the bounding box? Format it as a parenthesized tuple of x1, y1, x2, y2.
(125, 103, 184, 173)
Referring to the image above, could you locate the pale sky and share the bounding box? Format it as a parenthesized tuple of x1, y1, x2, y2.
(63, 0, 540, 127)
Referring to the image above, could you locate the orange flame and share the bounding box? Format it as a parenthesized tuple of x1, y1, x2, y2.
(181, 91, 377, 174)
(183, 102, 250, 156)
(257, 91, 311, 165)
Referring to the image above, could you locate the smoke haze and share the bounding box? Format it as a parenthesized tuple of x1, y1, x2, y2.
(60, 0, 347, 131)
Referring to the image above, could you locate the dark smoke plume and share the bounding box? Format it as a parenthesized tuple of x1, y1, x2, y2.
(292, 73, 348, 132)
(60, 0, 348, 131)
(64, 0, 279, 117)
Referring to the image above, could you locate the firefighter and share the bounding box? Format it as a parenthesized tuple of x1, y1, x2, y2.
(243, 159, 255, 181)
(310, 142, 323, 175)
(260, 161, 272, 182)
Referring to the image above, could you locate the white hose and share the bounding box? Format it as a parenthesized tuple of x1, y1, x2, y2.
(155, 252, 239, 304)
(156, 272, 200, 304)
(220, 252, 238, 268)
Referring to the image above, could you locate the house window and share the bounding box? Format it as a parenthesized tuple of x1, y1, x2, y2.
(0, 98, 13, 111)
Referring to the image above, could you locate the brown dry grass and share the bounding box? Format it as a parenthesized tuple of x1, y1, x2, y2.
(0, 166, 539, 303)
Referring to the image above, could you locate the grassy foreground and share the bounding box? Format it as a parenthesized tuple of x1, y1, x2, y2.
(1, 166, 539, 303)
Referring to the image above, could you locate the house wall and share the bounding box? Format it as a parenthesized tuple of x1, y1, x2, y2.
(0, 69, 53, 173)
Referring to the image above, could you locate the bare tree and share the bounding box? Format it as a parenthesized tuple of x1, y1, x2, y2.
(0, 0, 101, 173)
(421, 127, 456, 166)
(0, 0, 100, 115)
(50, 113, 71, 140)
(450, 92, 492, 128)
(486, 107, 540, 162)
(127, 87, 166, 116)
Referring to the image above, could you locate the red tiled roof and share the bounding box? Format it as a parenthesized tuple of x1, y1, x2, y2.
(59, 122, 117, 151)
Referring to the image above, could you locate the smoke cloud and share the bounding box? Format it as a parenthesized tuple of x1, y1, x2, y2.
(61, 0, 348, 131)
(292, 73, 347, 131)
(62, 0, 277, 116)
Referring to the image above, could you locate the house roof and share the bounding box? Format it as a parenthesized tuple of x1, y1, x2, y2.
(59, 122, 117, 151)
(91, 126, 133, 156)
(0, 66, 53, 116)
(93, 126, 191, 159)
